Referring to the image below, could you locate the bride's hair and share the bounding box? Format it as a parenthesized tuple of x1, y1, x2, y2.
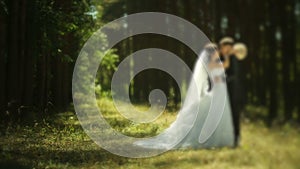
(201, 43, 218, 65)
(201, 43, 218, 92)
(204, 43, 218, 54)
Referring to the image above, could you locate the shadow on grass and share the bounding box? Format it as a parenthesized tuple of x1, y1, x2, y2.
(1, 148, 130, 168)
(0, 111, 132, 168)
(0, 161, 31, 169)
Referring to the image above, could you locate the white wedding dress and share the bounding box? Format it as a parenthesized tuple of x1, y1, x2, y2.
(134, 50, 235, 149)
(174, 68, 235, 149)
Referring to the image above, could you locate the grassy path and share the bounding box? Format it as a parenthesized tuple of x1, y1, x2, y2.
(1, 100, 300, 169)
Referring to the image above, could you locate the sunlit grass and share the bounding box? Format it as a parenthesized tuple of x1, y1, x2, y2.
(1, 98, 300, 169)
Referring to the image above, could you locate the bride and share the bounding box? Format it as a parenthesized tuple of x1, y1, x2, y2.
(134, 44, 235, 149)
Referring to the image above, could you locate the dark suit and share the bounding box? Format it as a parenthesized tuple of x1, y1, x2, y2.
(221, 55, 245, 146)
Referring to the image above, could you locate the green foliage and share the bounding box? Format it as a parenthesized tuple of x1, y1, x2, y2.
(33, 0, 120, 100)
(0, 0, 8, 15)
(33, 0, 119, 62)
(95, 48, 120, 96)
(35, 0, 91, 60)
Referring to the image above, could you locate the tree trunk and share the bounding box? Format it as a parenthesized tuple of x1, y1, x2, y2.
(281, 0, 296, 122)
(6, 0, 21, 118)
(0, 1, 8, 114)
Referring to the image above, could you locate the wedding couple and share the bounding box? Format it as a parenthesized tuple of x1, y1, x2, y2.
(135, 37, 246, 149)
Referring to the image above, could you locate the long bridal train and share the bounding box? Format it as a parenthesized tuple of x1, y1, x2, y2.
(134, 45, 235, 149)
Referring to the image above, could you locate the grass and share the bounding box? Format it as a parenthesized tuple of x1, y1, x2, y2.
(1, 98, 300, 169)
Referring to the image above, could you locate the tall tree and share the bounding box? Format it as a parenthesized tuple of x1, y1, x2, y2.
(281, 0, 296, 121)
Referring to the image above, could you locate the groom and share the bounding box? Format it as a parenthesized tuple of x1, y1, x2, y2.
(219, 37, 241, 147)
